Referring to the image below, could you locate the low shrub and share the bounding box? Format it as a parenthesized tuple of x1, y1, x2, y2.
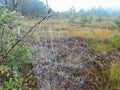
(108, 33, 120, 48)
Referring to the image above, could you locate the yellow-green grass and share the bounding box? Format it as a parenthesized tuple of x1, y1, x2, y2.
(94, 61, 120, 90)
(110, 61, 120, 88)
(91, 42, 113, 52)
(21, 19, 119, 40)
(64, 29, 118, 40)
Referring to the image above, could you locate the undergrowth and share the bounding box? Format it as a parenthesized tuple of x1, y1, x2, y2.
(94, 61, 120, 90)
(0, 8, 37, 89)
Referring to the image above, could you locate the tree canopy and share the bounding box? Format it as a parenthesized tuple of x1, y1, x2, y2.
(18, 0, 47, 18)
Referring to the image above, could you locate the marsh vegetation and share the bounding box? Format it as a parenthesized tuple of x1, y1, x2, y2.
(0, 0, 120, 90)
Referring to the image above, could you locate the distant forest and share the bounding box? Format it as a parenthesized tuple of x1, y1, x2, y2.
(0, 0, 120, 18)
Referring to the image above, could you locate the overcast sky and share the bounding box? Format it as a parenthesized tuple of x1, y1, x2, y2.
(41, 0, 120, 12)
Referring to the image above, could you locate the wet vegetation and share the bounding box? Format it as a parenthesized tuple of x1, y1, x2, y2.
(0, 0, 120, 90)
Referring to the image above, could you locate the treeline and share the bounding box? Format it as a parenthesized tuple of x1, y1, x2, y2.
(54, 7, 120, 18)
(0, 0, 120, 19)
(17, 0, 47, 18)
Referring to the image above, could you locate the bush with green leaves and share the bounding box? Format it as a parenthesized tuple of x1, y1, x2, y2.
(0, 8, 35, 89)
(0, 8, 26, 62)
(0, 8, 22, 57)
(0, 9, 22, 28)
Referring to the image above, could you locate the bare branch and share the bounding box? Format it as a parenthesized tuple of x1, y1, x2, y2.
(45, 0, 48, 10)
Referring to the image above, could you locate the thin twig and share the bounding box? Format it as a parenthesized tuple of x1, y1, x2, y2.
(46, 0, 49, 10)
(0, 25, 5, 58)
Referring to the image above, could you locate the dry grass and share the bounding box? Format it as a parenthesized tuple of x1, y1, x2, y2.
(64, 29, 118, 40)
(22, 19, 119, 40)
